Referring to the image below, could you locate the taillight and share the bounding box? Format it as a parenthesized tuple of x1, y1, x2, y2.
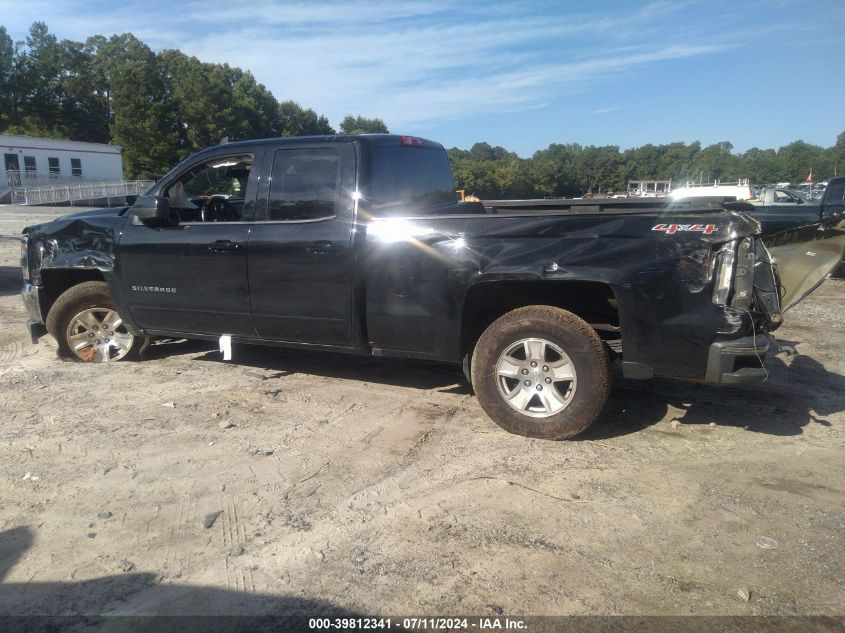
(399, 136, 424, 146)
(752, 239, 782, 325)
(712, 239, 737, 305)
(731, 237, 755, 310)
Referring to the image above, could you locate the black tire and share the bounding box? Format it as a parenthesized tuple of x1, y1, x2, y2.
(471, 305, 611, 439)
(46, 281, 145, 362)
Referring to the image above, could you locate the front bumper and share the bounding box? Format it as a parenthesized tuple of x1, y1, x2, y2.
(705, 334, 770, 385)
(21, 283, 47, 343)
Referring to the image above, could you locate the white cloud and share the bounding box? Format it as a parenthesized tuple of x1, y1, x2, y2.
(591, 106, 621, 115)
(0, 0, 750, 130)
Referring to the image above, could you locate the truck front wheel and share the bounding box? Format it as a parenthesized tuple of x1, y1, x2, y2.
(471, 306, 611, 439)
(46, 281, 144, 362)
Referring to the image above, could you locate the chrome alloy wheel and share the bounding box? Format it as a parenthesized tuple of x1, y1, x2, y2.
(495, 337, 577, 418)
(65, 307, 133, 362)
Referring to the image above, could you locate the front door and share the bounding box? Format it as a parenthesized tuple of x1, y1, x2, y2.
(247, 143, 357, 346)
(118, 149, 262, 336)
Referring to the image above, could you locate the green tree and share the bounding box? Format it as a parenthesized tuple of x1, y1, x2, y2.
(8, 22, 64, 137)
(278, 100, 335, 136)
(339, 115, 388, 134)
(830, 131, 845, 178)
(530, 143, 583, 197)
(57, 38, 109, 142)
(658, 141, 701, 184)
(691, 141, 737, 182)
(775, 140, 824, 183)
(4, 23, 109, 142)
(468, 142, 515, 162)
(572, 145, 620, 194)
(158, 51, 239, 156)
(740, 147, 778, 184)
(0, 26, 16, 131)
(231, 71, 283, 139)
(90, 33, 179, 178)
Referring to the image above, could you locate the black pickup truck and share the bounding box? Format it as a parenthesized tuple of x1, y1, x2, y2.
(19, 135, 844, 439)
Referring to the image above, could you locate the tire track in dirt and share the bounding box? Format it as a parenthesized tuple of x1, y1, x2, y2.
(164, 497, 196, 580)
(221, 496, 254, 593)
(0, 339, 23, 364)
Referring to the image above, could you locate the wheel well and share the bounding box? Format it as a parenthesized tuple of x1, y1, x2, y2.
(461, 280, 620, 356)
(41, 269, 106, 320)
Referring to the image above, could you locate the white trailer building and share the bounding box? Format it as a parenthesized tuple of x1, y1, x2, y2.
(0, 134, 154, 205)
(1, 134, 124, 187)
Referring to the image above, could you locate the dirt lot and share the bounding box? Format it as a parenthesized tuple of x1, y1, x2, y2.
(0, 205, 843, 618)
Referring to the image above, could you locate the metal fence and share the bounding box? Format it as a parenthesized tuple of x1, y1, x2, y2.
(10, 179, 155, 205)
(3, 169, 94, 188)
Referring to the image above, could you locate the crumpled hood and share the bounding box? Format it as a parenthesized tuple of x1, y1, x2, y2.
(23, 206, 127, 236)
(22, 206, 129, 275)
(22, 207, 127, 235)
(55, 206, 127, 222)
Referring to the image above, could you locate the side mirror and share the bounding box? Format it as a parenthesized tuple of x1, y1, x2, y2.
(129, 195, 170, 222)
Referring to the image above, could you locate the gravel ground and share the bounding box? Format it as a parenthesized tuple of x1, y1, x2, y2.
(0, 205, 842, 617)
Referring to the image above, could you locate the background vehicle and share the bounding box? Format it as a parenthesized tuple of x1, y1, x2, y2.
(659, 178, 845, 308)
(740, 177, 845, 308)
(20, 135, 836, 439)
(670, 180, 753, 201)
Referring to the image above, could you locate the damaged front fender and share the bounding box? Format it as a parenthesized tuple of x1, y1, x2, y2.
(21, 206, 135, 329)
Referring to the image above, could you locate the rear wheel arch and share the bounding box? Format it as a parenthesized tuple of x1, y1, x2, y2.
(471, 305, 611, 439)
(460, 279, 621, 359)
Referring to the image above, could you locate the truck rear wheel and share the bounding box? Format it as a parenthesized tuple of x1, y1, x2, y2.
(471, 306, 611, 439)
(46, 281, 144, 362)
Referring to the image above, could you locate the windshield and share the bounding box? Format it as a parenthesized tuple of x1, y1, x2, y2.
(775, 189, 810, 203)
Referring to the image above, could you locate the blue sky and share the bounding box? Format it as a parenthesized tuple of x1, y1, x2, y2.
(1, 0, 843, 156)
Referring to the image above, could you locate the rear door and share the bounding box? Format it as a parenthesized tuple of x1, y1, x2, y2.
(247, 142, 358, 346)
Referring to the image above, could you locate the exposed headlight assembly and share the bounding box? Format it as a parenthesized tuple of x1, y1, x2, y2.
(30, 240, 48, 286)
(20, 235, 30, 282)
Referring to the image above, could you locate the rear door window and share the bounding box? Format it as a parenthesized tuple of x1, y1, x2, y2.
(268, 148, 340, 222)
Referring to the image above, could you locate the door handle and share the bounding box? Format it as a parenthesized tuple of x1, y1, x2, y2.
(209, 240, 240, 252)
(307, 240, 335, 254)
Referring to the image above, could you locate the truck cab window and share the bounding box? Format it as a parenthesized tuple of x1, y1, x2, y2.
(166, 154, 253, 223)
(268, 148, 340, 222)
(369, 146, 456, 215)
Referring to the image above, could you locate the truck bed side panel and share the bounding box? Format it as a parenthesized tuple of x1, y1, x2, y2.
(364, 211, 760, 379)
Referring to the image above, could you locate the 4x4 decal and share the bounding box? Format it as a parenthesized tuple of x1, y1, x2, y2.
(652, 223, 717, 235)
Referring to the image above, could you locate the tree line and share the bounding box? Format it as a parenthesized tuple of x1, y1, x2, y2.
(449, 135, 845, 200)
(2, 22, 843, 196)
(0, 23, 387, 178)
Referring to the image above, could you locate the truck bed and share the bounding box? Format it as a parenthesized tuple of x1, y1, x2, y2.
(480, 197, 732, 216)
